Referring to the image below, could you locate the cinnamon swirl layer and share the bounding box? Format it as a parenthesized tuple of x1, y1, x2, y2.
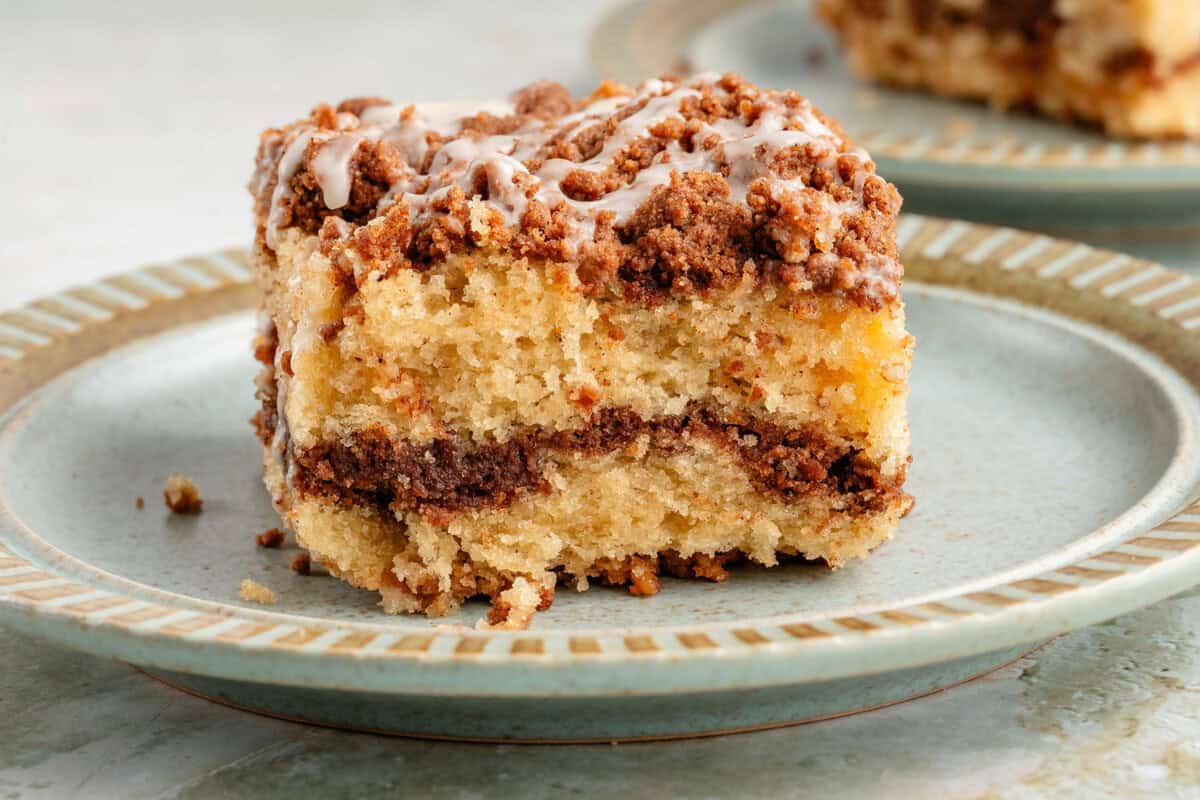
(269, 400, 905, 517)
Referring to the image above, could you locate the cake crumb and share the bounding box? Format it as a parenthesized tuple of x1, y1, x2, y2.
(290, 553, 312, 575)
(135, 496, 145, 510)
(239, 578, 276, 605)
(478, 575, 554, 631)
(163, 474, 203, 514)
(256, 527, 286, 548)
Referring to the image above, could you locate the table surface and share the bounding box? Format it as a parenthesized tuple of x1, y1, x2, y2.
(4, 2, 1200, 798)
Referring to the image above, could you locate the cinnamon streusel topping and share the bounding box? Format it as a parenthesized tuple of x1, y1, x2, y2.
(252, 73, 902, 308)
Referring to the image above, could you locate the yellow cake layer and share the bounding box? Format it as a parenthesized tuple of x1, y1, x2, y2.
(261, 228, 912, 473)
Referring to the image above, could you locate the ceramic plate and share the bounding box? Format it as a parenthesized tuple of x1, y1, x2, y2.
(3, 217, 1200, 742)
(590, 0, 1200, 245)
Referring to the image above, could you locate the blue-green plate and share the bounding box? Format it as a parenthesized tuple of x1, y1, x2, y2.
(2, 217, 1200, 741)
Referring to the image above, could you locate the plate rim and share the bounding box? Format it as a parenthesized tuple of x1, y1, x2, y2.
(588, 0, 1200, 190)
(2, 217, 1200, 697)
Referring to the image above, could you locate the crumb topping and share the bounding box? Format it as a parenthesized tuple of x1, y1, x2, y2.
(252, 73, 902, 308)
(163, 474, 203, 514)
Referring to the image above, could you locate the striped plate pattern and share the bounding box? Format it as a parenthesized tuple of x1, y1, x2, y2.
(1, 225, 1200, 666)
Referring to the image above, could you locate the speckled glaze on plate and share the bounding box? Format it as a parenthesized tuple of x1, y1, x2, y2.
(2, 216, 1200, 741)
(590, 0, 1200, 250)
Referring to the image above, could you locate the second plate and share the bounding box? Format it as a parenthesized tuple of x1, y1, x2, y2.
(590, 0, 1200, 260)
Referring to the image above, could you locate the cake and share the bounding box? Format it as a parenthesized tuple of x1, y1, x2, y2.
(249, 73, 912, 630)
(817, 0, 1200, 140)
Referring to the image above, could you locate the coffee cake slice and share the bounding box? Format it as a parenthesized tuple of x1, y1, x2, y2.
(817, 0, 1200, 140)
(249, 73, 912, 630)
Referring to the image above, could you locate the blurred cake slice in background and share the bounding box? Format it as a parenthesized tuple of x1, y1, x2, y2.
(817, 0, 1200, 140)
(249, 73, 912, 630)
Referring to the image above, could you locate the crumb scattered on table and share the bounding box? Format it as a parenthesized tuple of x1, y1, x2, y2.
(163, 474, 203, 514)
(805, 45, 826, 67)
(135, 496, 145, 510)
(239, 578, 276, 605)
(256, 527, 285, 548)
(290, 553, 311, 575)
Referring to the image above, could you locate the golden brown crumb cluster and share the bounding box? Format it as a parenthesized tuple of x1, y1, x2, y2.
(382, 547, 819, 628)
(252, 73, 903, 309)
(163, 474, 202, 514)
(386, 547, 747, 625)
(239, 578, 277, 605)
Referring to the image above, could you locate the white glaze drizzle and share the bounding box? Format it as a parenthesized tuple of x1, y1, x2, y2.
(312, 133, 367, 209)
(265, 130, 317, 249)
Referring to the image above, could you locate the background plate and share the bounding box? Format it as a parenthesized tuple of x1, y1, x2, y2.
(2, 217, 1200, 740)
(590, 0, 1200, 264)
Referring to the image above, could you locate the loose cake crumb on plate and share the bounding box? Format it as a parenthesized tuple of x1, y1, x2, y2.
(256, 527, 286, 548)
(239, 578, 277, 604)
(163, 474, 203, 514)
(478, 575, 556, 631)
(290, 553, 311, 575)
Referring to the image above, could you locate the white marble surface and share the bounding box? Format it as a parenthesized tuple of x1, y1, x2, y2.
(4, 2, 1200, 798)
